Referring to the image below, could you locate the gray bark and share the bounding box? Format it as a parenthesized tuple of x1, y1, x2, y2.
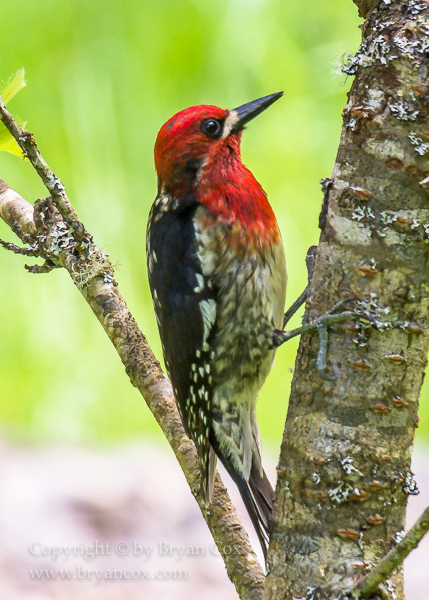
(265, 2, 429, 599)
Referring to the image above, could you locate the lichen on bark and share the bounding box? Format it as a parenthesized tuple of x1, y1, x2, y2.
(265, 2, 429, 599)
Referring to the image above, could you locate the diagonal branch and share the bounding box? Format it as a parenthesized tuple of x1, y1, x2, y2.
(0, 102, 265, 600)
(0, 97, 85, 241)
(355, 505, 429, 598)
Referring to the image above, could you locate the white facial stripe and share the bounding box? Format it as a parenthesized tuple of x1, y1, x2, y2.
(222, 110, 239, 139)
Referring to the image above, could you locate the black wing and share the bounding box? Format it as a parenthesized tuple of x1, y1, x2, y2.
(147, 196, 216, 500)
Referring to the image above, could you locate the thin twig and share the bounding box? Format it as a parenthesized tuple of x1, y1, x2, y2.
(355, 505, 429, 598)
(283, 285, 309, 327)
(283, 245, 317, 327)
(0, 238, 39, 256)
(273, 310, 357, 347)
(25, 259, 57, 274)
(316, 322, 336, 381)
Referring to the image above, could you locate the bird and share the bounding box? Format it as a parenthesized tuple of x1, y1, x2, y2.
(146, 92, 286, 556)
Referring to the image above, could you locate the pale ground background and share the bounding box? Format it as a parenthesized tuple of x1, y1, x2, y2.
(0, 440, 427, 599)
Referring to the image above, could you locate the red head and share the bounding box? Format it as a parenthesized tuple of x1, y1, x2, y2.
(154, 93, 283, 198)
(154, 93, 284, 246)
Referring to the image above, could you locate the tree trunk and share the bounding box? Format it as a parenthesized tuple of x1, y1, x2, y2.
(266, 2, 429, 599)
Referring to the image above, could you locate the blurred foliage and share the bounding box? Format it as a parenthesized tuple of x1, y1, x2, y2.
(1, 0, 427, 449)
(0, 69, 27, 156)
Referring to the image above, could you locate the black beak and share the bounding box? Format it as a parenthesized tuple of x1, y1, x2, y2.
(231, 91, 283, 131)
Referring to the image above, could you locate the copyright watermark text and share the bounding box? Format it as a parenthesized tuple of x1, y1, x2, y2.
(29, 540, 241, 561)
(30, 567, 188, 583)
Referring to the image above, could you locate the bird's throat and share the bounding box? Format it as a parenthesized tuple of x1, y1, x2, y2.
(197, 161, 280, 250)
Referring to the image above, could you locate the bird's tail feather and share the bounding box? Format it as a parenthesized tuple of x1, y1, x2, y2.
(200, 446, 217, 506)
(207, 428, 275, 558)
(228, 460, 274, 559)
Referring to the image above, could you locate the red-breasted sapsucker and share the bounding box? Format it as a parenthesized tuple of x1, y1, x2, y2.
(146, 92, 286, 556)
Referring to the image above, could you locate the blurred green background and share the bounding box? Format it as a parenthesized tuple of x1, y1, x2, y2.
(1, 0, 427, 450)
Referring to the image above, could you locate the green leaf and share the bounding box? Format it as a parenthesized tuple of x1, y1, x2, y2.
(0, 68, 26, 157)
(1, 68, 26, 104)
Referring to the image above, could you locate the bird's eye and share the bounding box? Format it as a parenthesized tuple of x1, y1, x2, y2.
(201, 118, 222, 138)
